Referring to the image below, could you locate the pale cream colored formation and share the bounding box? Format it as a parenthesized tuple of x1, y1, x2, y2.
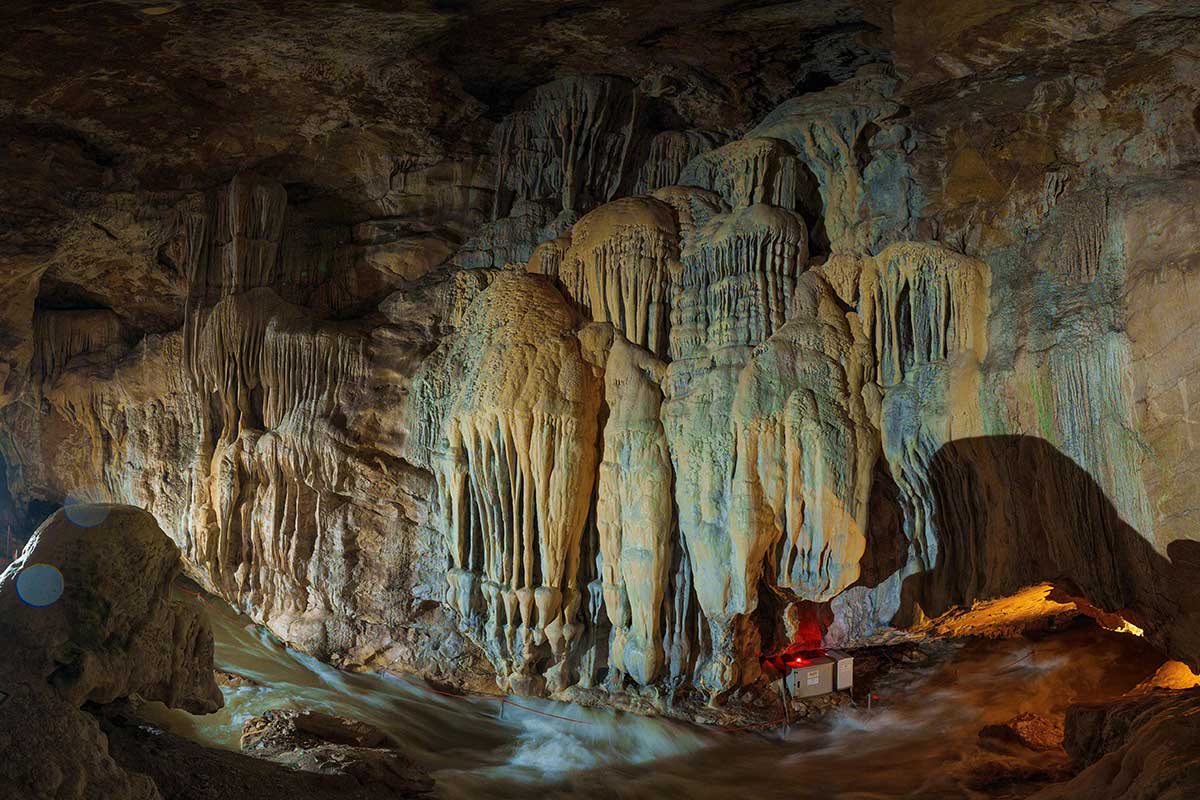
(15, 55, 1200, 719)
(408, 273, 602, 692)
(556, 198, 679, 357)
(679, 137, 804, 211)
(593, 330, 673, 686)
(8, 146, 1000, 704)
(731, 271, 877, 604)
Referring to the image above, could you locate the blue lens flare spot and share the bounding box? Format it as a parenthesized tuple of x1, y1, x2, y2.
(63, 499, 110, 528)
(16, 564, 65, 608)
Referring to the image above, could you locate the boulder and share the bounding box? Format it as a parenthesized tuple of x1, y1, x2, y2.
(1029, 688, 1200, 799)
(980, 712, 1065, 752)
(0, 505, 222, 800)
(241, 709, 431, 796)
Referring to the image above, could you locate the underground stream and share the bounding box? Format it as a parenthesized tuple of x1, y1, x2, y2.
(139, 585, 1166, 800)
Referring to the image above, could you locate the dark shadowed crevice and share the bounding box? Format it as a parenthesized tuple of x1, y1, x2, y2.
(855, 456, 907, 590)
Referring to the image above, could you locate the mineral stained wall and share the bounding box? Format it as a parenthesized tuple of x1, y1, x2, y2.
(3, 0, 1200, 705)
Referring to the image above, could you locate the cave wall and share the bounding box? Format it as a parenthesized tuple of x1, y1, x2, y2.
(2, 0, 1200, 702)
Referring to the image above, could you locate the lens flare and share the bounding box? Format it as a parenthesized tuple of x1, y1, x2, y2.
(63, 497, 110, 528)
(16, 563, 65, 607)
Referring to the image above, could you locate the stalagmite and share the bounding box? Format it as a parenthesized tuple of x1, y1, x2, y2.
(731, 271, 877, 607)
(594, 330, 673, 686)
(830, 243, 992, 642)
(557, 197, 679, 358)
(407, 273, 601, 689)
(661, 201, 809, 693)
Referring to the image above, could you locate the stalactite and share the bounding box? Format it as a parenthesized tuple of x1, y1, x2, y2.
(649, 186, 729, 249)
(491, 76, 643, 216)
(526, 235, 571, 278)
(557, 197, 679, 358)
(1047, 333, 1153, 539)
(679, 137, 802, 211)
(633, 130, 719, 195)
(1033, 192, 1111, 285)
(748, 68, 913, 254)
(30, 309, 122, 388)
(856, 242, 990, 388)
(669, 203, 809, 362)
(172, 174, 293, 310)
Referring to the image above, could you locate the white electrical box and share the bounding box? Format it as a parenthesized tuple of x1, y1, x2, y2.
(784, 650, 854, 699)
(826, 649, 854, 690)
(784, 655, 834, 698)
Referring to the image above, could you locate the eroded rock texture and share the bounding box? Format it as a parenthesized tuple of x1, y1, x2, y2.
(4, 0, 1200, 719)
(0, 505, 222, 800)
(1030, 688, 1200, 800)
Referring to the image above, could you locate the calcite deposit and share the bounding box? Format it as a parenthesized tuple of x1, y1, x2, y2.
(3, 0, 1200, 748)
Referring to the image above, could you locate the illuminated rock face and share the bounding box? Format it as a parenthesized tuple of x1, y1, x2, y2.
(4, 0, 1200, 710)
(407, 273, 602, 692)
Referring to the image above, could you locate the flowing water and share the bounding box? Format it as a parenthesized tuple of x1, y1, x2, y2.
(142, 589, 1164, 799)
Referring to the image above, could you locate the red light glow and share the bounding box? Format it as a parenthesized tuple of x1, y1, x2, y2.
(782, 648, 826, 670)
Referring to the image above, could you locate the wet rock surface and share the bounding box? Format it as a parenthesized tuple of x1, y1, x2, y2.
(980, 713, 1066, 753)
(1029, 688, 1200, 800)
(242, 709, 392, 751)
(240, 709, 432, 796)
(100, 705, 432, 800)
(214, 669, 262, 690)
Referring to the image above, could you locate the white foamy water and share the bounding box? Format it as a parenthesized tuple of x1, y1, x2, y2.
(143, 588, 1163, 799)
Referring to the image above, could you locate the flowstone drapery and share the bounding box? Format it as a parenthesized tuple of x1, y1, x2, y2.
(6, 44, 1195, 712)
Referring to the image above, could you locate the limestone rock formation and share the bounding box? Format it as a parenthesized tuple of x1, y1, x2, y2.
(0, 505, 222, 800)
(980, 713, 1066, 753)
(241, 709, 432, 796)
(407, 272, 602, 693)
(1029, 689, 1200, 799)
(4, 0, 1200, 731)
(556, 198, 679, 358)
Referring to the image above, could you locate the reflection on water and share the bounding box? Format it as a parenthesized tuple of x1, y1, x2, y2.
(144, 588, 1162, 799)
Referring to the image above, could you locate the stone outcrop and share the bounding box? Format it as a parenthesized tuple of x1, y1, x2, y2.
(980, 713, 1066, 753)
(3, 0, 1200, 731)
(99, 703, 433, 800)
(1029, 689, 1200, 799)
(0, 505, 222, 800)
(241, 709, 432, 797)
